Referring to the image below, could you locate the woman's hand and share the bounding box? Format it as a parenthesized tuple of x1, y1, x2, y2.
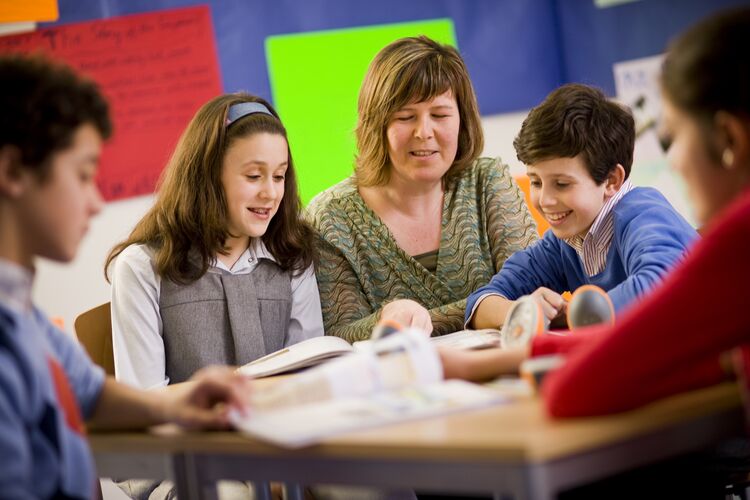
(380, 299, 433, 335)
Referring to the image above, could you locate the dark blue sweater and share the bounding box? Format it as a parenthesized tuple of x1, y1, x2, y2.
(466, 187, 698, 318)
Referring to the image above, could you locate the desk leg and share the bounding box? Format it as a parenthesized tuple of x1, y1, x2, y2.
(173, 453, 219, 500)
(283, 483, 305, 500)
(254, 481, 273, 500)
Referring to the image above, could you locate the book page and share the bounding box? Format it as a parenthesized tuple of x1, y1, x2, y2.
(430, 329, 502, 350)
(248, 329, 441, 411)
(237, 336, 354, 379)
(233, 330, 509, 447)
(354, 329, 502, 352)
(236, 380, 508, 448)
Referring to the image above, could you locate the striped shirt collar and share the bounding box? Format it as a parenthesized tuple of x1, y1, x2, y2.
(0, 258, 34, 315)
(564, 180, 634, 276)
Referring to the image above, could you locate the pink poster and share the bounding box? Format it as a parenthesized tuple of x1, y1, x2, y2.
(0, 5, 222, 201)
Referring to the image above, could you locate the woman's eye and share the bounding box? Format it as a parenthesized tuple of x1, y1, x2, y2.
(273, 175, 285, 181)
(246, 175, 260, 180)
(395, 115, 413, 121)
(658, 134, 673, 153)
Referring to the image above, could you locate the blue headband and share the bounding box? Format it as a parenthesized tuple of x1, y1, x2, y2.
(226, 102, 273, 127)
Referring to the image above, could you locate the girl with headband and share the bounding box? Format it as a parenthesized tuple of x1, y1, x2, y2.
(106, 93, 323, 498)
(107, 93, 323, 387)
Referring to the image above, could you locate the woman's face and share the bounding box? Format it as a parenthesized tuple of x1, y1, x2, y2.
(661, 98, 739, 225)
(385, 90, 460, 187)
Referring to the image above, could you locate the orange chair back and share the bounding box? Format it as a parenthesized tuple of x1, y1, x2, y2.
(74, 302, 115, 375)
(514, 175, 549, 236)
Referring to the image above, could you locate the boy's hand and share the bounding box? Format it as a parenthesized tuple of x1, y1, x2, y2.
(381, 299, 433, 335)
(530, 287, 568, 323)
(161, 366, 252, 430)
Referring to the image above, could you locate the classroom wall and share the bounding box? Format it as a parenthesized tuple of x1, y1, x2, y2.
(14, 0, 750, 331)
(33, 192, 154, 331)
(41, 0, 750, 112)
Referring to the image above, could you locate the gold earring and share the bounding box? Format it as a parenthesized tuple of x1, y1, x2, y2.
(722, 148, 735, 169)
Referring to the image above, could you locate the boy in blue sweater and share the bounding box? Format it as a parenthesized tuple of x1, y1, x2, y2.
(0, 54, 251, 498)
(467, 84, 697, 330)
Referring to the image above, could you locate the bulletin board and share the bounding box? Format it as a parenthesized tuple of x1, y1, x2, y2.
(41, 0, 562, 116)
(266, 19, 456, 203)
(0, 5, 222, 201)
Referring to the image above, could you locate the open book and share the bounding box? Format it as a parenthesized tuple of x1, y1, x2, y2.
(231, 329, 508, 448)
(238, 336, 355, 378)
(429, 328, 501, 350)
(238, 328, 501, 379)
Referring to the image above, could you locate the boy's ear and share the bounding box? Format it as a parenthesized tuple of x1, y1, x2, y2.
(604, 164, 626, 197)
(0, 145, 29, 198)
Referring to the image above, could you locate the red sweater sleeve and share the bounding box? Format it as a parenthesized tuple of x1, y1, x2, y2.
(540, 190, 750, 418)
(531, 327, 607, 357)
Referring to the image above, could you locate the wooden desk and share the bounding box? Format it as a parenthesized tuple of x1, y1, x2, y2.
(90, 382, 743, 500)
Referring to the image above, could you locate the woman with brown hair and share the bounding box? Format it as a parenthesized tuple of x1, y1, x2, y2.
(308, 36, 538, 342)
(106, 93, 324, 391)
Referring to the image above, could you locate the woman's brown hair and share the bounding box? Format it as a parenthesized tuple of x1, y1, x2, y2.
(354, 36, 484, 187)
(661, 6, 750, 151)
(105, 93, 315, 284)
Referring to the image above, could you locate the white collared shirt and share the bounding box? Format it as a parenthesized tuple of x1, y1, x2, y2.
(110, 239, 324, 389)
(563, 180, 634, 276)
(0, 258, 34, 316)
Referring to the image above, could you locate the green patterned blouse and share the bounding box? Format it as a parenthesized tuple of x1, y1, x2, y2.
(306, 157, 539, 342)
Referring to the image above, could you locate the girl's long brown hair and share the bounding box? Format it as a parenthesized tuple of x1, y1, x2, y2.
(105, 93, 315, 284)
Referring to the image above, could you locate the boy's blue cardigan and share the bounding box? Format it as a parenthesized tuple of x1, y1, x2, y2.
(466, 187, 698, 320)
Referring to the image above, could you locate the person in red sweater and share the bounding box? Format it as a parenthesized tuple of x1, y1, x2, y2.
(440, 6, 750, 420)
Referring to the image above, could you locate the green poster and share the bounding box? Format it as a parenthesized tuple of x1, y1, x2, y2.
(266, 19, 456, 204)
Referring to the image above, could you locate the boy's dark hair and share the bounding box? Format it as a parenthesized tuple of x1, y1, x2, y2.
(0, 53, 112, 177)
(514, 83, 635, 184)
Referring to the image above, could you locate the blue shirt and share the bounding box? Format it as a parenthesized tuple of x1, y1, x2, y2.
(466, 187, 698, 320)
(0, 261, 105, 499)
